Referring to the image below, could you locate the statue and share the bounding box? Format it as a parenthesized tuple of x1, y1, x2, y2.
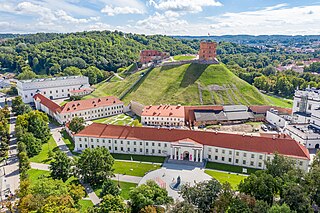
(170, 176, 182, 191)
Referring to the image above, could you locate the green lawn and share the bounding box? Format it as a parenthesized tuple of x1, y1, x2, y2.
(111, 153, 165, 163)
(79, 199, 94, 212)
(27, 169, 51, 186)
(206, 162, 259, 174)
(173, 55, 196, 61)
(93, 180, 137, 200)
(61, 130, 75, 152)
(205, 170, 247, 189)
(113, 161, 160, 177)
(92, 114, 141, 126)
(264, 94, 293, 108)
(29, 136, 58, 164)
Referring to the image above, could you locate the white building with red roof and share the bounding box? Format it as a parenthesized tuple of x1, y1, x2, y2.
(34, 94, 123, 124)
(73, 123, 310, 171)
(141, 105, 185, 126)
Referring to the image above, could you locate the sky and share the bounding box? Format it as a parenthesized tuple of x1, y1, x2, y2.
(0, 0, 319, 35)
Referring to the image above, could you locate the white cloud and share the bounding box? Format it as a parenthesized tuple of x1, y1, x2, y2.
(149, 0, 222, 13)
(205, 4, 320, 35)
(55, 10, 99, 24)
(101, 5, 144, 16)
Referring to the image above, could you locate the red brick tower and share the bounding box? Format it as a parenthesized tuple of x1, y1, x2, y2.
(198, 41, 217, 62)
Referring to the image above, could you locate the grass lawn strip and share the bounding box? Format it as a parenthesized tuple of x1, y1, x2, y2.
(113, 161, 160, 177)
(206, 161, 259, 174)
(205, 169, 247, 189)
(93, 181, 137, 200)
(29, 136, 58, 164)
(79, 199, 94, 212)
(111, 153, 165, 163)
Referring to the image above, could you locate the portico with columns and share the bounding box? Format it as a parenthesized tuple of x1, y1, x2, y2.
(170, 138, 204, 162)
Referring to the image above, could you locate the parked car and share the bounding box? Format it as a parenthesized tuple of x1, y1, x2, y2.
(261, 124, 268, 131)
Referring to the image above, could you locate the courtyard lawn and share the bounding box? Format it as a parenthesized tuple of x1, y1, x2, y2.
(61, 130, 76, 153)
(113, 161, 160, 177)
(205, 170, 247, 189)
(30, 136, 58, 164)
(173, 55, 196, 61)
(111, 153, 165, 164)
(79, 199, 94, 212)
(92, 114, 141, 126)
(27, 169, 50, 186)
(93, 180, 137, 200)
(206, 162, 259, 174)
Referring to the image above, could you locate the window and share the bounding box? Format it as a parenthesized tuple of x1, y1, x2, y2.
(85, 144, 88, 148)
(158, 150, 161, 154)
(222, 150, 225, 154)
(121, 141, 123, 144)
(251, 154, 254, 158)
(127, 148, 130, 152)
(146, 142, 149, 146)
(152, 142, 155, 146)
(134, 148, 137, 152)
(215, 149, 218, 153)
(109, 140, 111, 143)
(158, 143, 161, 147)
(308, 104, 312, 110)
(79, 138, 82, 141)
(152, 149, 155, 154)
(134, 141, 136, 145)
(121, 147, 123, 151)
(258, 162, 262, 167)
(91, 145, 94, 148)
(164, 144, 167, 147)
(79, 144, 82, 148)
(267, 156, 271, 161)
(259, 155, 263, 160)
(140, 148, 143, 152)
(109, 146, 111, 150)
(299, 161, 303, 166)
(250, 161, 254, 166)
(208, 154, 211, 159)
(236, 152, 239, 156)
(115, 147, 117, 151)
(229, 151, 232, 155)
(222, 157, 225, 161)
(127, 141, 130, 145)
(215, 156, 218, 160)
(243, 160, 246, 164)
(228, 158, 232, 162)
(91, 139, 93, 142)
(243, 153, 247, 157)
(140, 142, 143, 146)
(146, 149, 149, 153)
(235, 159, 239, 164)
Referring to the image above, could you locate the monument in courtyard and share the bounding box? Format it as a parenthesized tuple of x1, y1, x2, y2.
(170, 176, 182, 191)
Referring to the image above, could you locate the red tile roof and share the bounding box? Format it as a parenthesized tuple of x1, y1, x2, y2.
(249, 105, 292, 115)
(184, 105, 224, 125)
(33, 93, 62, 113)
(60, 96, 123, 113)
(142, 105, 185, 118)
(75, 123, 309, 160)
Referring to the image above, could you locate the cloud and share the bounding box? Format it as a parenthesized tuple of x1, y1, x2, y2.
(205, 4, 320, 35)
(101, 5, 144, 16)
(55, 10, 99, 24)
(149, 0, 222, 13)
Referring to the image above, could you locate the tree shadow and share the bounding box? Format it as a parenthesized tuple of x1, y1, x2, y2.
(180, 64, 209, 88)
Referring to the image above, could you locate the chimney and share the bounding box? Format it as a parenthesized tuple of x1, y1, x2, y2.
(272, 135, 276, 140)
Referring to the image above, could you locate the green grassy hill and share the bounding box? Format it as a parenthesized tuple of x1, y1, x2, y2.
(85, 63, 292, 107)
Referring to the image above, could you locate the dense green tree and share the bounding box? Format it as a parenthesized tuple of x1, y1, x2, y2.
(267, 204, 291, 213)
(82, 66, 106, 84)
(76, 147, 114, 184)
(238, 171, 280, 204)
(19, 132, 42, 157)
(63, 66, 82, 76)
(18, 151, 30, 179)
(27, 110, 50, 142)
(50, 150, 72, 181)
(253, 200, 270, 213)
(265, 154, 295, 179)
(228, 196, 251, 213)
(180, 179, 221, 213)
(281, 183, 312, 213)
(169, 201, 198, 213)
(213, 183, 234, 213)
(97, 194, 127, 213)
(129, 180, 173, 212)
(100, 178, 120, 197)
(69, 117, 85, 133)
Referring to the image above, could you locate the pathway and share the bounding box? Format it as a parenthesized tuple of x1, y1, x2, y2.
(113, 73, 124, 81)
(49, 124, 101, 205)
(0, 111, 20, 202)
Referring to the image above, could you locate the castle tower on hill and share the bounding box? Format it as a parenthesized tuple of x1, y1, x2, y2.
(198, 41, 218, 64)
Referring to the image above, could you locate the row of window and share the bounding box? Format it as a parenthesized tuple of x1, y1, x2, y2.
(25, 88, 80, 98)
(144, 116, 183, 121)
(64, 110, 122, 119)
(79, 143, 162, 154)
(78, 138, 169, 148)
(208, 154, 264, 167)
(209, 148, 264, 159)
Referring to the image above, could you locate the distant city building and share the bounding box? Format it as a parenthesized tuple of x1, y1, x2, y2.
(69, 88, 93, 97)
(198, 41, 218, 63)
(73, 123, 310, 171)
(139, 50, 169, 64)
(34, 94, 123, 124)
(17, 76, 90, 103)
(141, 105, 185, 126)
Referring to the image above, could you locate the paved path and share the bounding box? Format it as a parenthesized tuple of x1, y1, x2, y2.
(30, 162, 50, 171)
(49, 124, 101, 205)
(111, 174, 142, 184)
(113, 73, 124, 80)
(0, 112, 20, 201)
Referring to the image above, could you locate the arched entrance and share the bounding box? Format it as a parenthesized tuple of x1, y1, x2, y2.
(316, 144, 320, 149)
(183, 151, 189, 161)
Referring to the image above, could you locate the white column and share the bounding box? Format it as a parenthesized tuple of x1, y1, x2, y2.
(178, 148, 181, 160)
(195, 150, 198, 162)
(200, 149, 203, 162)
(170, 147, 173, 159)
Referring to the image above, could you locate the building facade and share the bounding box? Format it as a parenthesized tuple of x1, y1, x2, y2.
(73, 123, 310, 171)
(141, 105, 185, 126)
(34, 94, 124, 124)
(17, 76, 90, 103)
(199, 41, 217, 62)
(139, 50, 169, 64)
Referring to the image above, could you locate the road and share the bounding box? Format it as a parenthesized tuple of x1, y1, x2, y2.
(0, 111, 20, 202)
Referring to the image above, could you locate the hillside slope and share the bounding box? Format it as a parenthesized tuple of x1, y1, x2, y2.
(87, 63, 292, 107)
